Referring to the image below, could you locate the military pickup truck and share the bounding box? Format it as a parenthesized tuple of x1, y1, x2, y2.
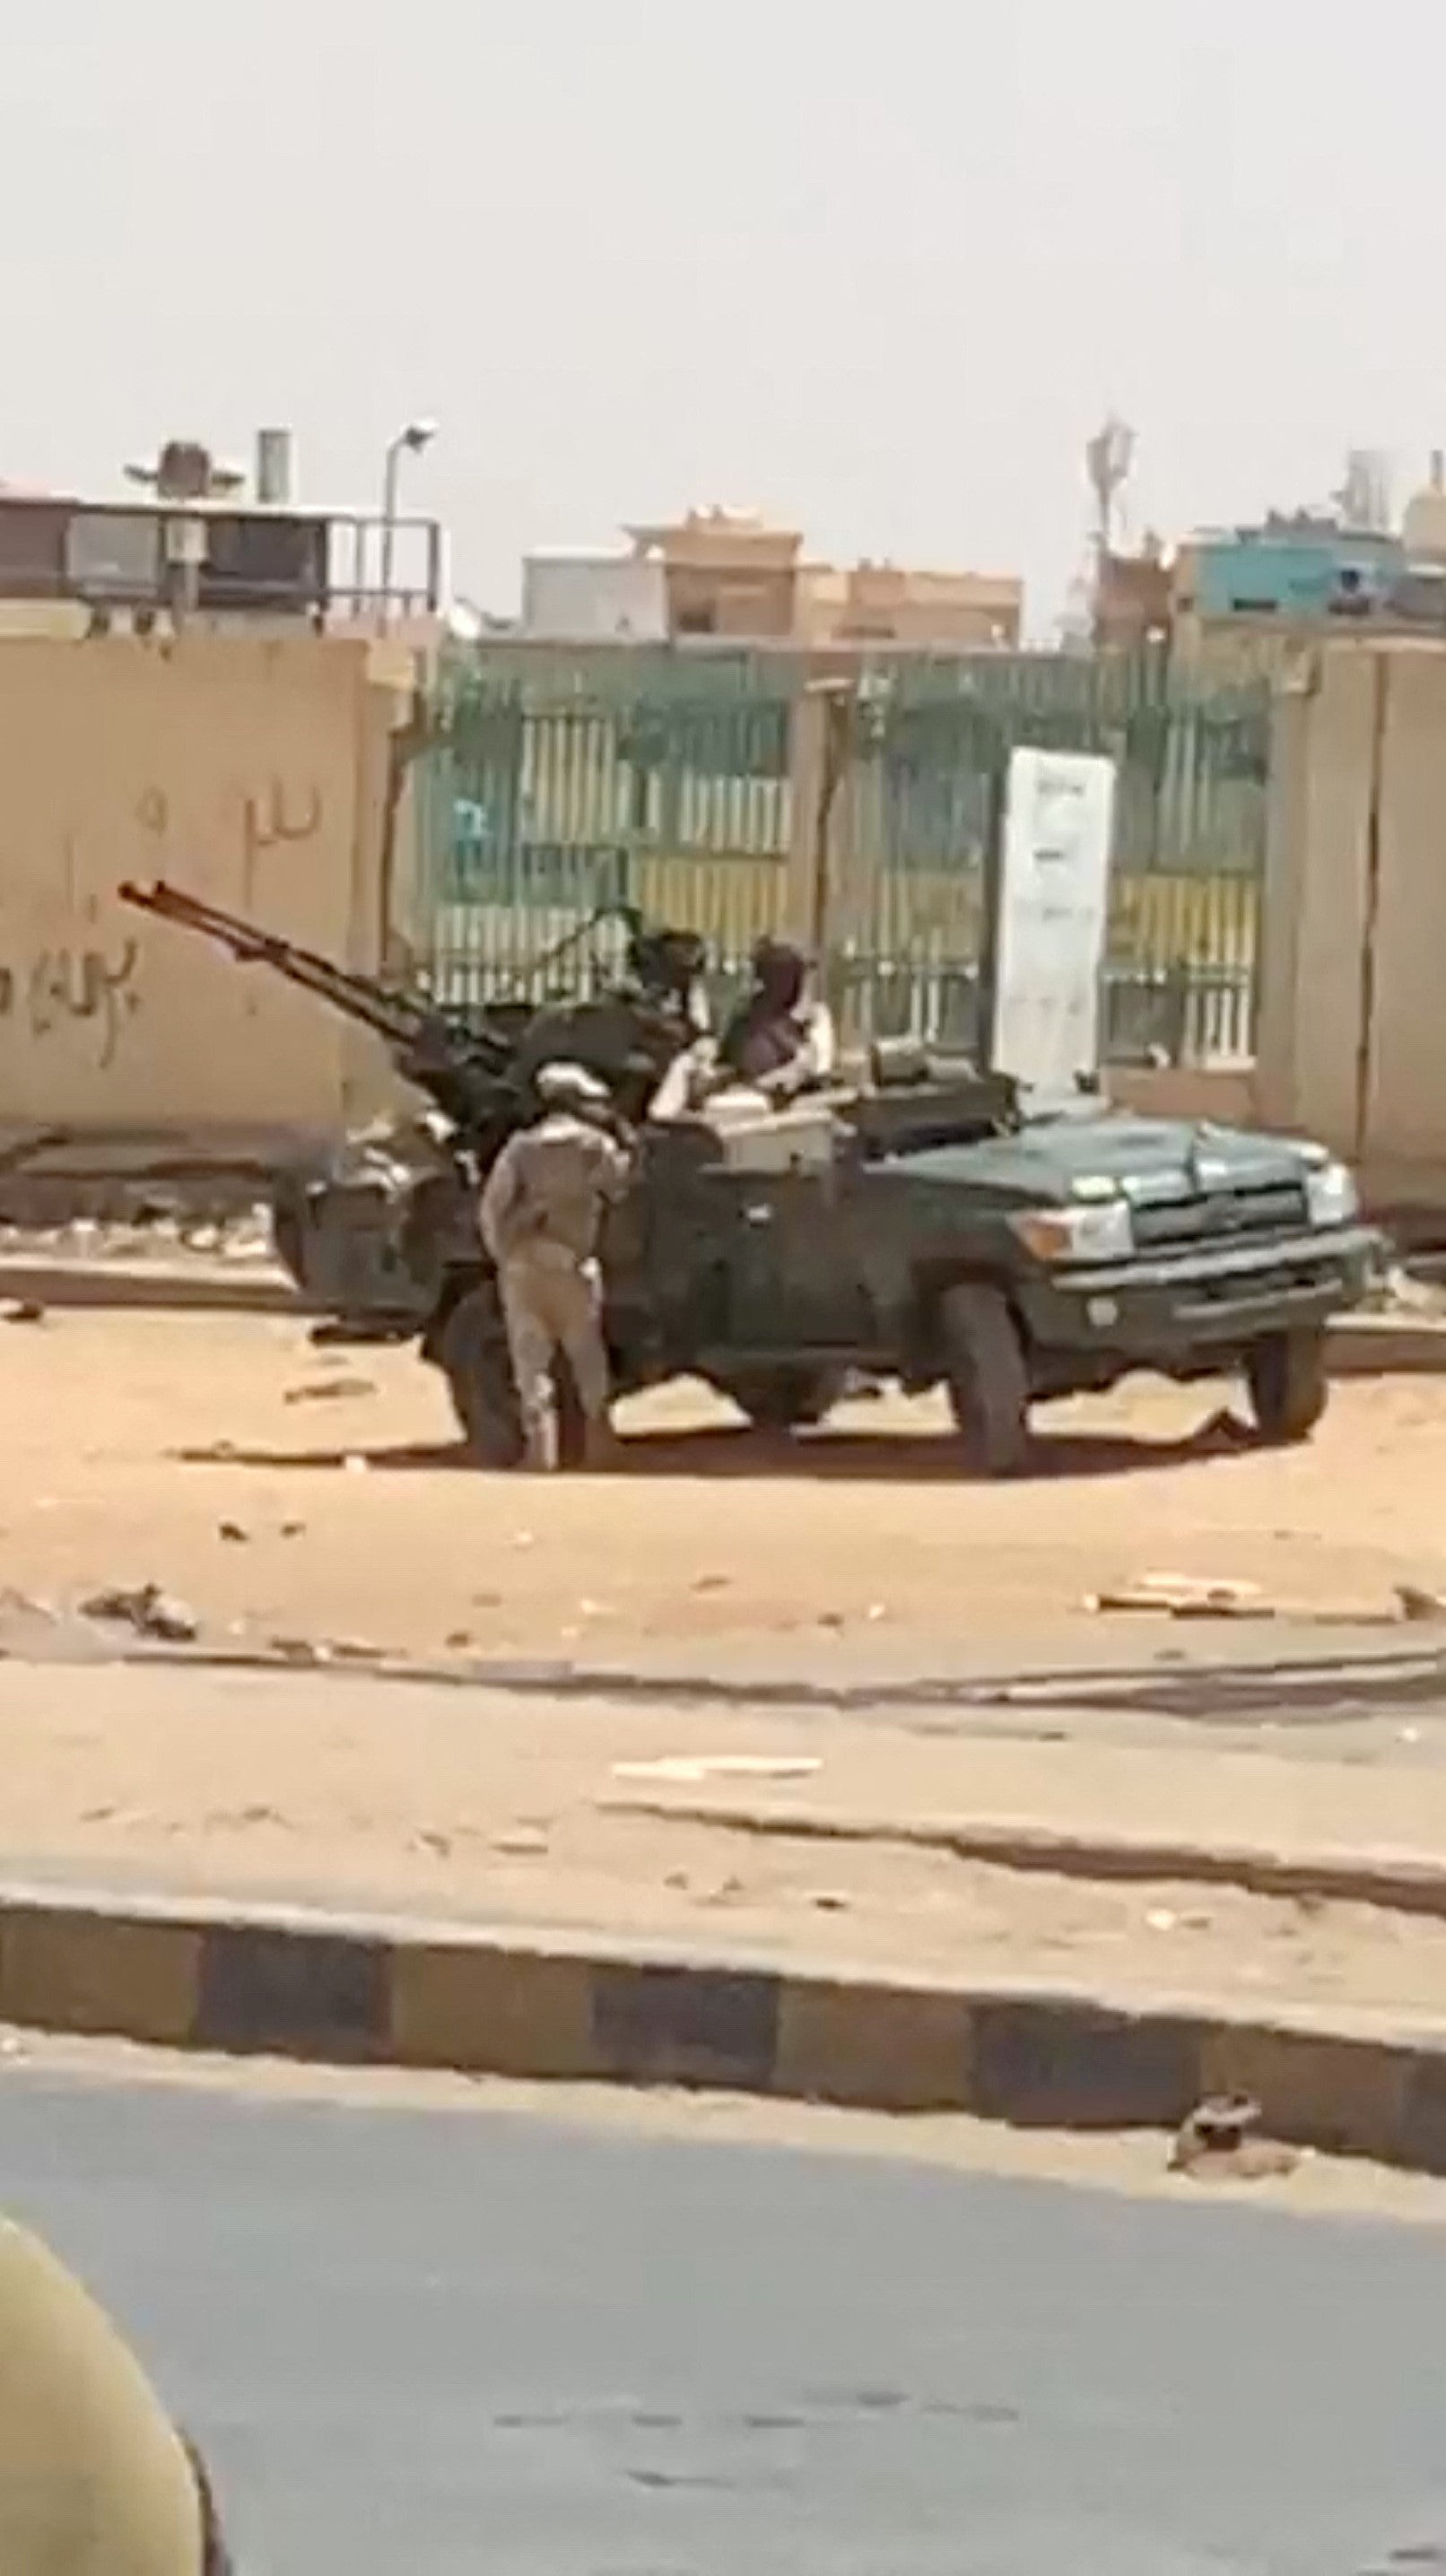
(118, 884, 1382, 1476)
(429, 1056, 1383, 1475)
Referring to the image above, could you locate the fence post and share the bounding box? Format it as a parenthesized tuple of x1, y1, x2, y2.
(783, 677, 830, 944)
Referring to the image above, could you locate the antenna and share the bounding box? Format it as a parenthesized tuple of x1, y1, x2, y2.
(1084, 415, 1136, 560)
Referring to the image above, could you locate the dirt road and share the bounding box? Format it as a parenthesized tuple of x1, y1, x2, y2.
(0, 1307, 1443, 1660)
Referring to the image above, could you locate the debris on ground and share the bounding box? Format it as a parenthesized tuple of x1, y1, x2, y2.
(80, 1584, 201, 1644)
(1085, 1572, 1268, 1619)
(268, 1636, 333, 1667)
(1395, 1582, 1446, 1623)
(1364, 1261, 1446, 1318)
(218, 1520, 250, 1545)
(283, 1376, 378, 1405)
(610, 1754, 823, 1786)
(0, 1589, 60, 1628)
(1189, 1408, 1257, 1452)
(491, 1826, 550, 1857)
(4, 1301, 46, 1326)
(1170, 2093, 1300, 2181)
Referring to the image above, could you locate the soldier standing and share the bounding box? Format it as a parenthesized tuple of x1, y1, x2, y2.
(478, 1060, 632, 1469)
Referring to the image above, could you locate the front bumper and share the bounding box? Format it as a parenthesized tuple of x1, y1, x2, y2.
(1015, 1222, 1387, 1363)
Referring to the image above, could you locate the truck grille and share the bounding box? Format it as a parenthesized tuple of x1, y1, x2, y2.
(1130, 1178, 1309, 1253)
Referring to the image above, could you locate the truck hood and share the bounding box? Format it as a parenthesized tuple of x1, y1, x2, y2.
(889, 1110, 1312, 1208)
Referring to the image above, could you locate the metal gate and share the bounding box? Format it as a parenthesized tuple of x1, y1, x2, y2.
(835, 653, 1268, 1064)
(408, 644, 1269, 1065)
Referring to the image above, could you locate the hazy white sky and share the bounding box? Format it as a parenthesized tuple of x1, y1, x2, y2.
(5, 0, 1442, 626)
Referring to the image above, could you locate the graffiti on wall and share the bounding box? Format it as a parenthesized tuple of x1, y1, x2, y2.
(242, 778, 322, 866)
(0, 771, 327, 1080)
(0, 938, 142, 1071)
(135, 774, 324, 871)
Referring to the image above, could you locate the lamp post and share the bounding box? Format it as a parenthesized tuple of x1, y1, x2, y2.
(379, 420, 437, 624)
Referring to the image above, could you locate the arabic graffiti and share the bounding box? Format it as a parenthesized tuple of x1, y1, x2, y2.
(0, 940, 142, 1069)
(241, 778, 322, 868)
(135, 775, 325, 877)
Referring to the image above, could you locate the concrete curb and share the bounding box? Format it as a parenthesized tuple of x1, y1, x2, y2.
(4, 1877, 1446, 2174)
(606, 1796, 1446, 1920)
(1328, 1314, 1446, 1373)
(0, 1257, 296, 1316)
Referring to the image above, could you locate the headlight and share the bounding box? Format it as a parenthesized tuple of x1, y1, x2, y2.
(1305, 1160, 1358, 1228)
(1010, 1200, 1135, 1263)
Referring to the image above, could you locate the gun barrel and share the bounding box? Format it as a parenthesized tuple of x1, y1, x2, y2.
(118, 878, 432, 1050)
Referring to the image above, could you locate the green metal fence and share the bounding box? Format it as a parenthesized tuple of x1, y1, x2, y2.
(835, 652, 1267, 1064)
(409, 643, 1270, 1065)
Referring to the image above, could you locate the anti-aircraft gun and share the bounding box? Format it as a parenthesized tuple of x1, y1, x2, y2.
(118, 879, 705, 1333)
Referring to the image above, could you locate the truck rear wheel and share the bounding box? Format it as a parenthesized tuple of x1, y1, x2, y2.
(436, 1286, 591, 1470)
(439, 1285, 524, 1466)
(940, 1283, 1032, 1476)
(1244, 1327, 1329, 1445)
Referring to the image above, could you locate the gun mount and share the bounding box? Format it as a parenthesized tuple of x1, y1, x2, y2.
(118, 877, 705, 1328)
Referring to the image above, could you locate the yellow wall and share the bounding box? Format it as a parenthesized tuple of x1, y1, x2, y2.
(0, 633, 414, 1152)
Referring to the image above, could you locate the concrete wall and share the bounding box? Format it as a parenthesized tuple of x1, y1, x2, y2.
(1257, 638, 1446, 1209)
(0, 633, 415, 1170)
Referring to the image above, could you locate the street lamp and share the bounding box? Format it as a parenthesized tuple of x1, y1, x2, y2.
(379, 418, 438, 622)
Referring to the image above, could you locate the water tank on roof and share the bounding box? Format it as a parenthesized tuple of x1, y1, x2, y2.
(1404, 452, 1446, 559)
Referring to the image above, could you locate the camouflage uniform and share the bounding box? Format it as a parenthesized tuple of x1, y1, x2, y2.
(0, 2215, 228, 2571)
(479, 1063, 632, 1469)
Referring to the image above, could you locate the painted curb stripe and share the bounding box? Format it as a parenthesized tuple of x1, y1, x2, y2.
(196, 1925, 389, 2061)
(0, 1888, 1443, 2176)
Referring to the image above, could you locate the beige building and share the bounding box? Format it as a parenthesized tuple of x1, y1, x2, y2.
(523, 508, 1023, 649)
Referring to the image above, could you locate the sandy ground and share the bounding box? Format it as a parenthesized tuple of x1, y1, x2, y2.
(5, 1660, 1446, 2020)
(3, 1311, 1446, 2023)
(1, 1307, 1445, 1662)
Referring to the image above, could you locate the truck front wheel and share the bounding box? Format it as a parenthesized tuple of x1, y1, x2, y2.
(939, 1283, 1032, 1476)
(1244, 1327, 1330, 1445)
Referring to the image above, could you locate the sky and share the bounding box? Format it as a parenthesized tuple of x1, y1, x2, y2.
(4, 0, 1444, 631)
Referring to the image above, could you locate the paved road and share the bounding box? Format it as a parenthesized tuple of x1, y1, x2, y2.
(0, 2069, 1444, 2573)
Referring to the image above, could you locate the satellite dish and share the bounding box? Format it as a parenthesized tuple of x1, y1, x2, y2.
(124, 439, 246, 501)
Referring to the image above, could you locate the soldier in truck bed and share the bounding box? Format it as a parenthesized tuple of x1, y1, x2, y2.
(718, 937, 835, 1102)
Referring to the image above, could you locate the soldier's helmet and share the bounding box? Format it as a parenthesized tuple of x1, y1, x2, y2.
(0, 2215, 221, 2571)
(534, 1059, 610, 1109)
